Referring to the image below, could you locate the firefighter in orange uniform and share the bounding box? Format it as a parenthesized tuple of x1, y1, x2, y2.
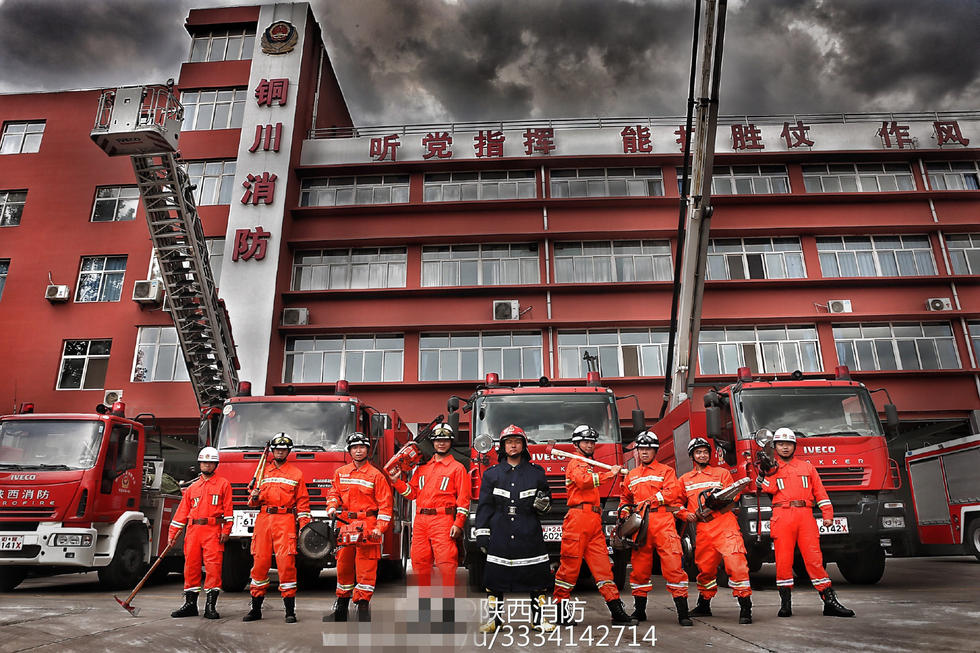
(758, 427, 854, 618)
(554, 424, 634, 625)
(619, 431, 692, 626)
(168, 447, 233, 619)
(242, 433, 311, 623)
(325, 432, 394, 622)
(677, 438, 752, 624)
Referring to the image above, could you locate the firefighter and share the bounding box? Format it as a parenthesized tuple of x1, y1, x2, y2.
(554, 424, 634, 626)
(168, 446, 233, 619)
(758, 427, 855, 618)
(325, 432, 394, 623)
(677, 437, 752, 624)
(619, 430, 692, 626)
(243, 433, 311, 623)
(475, 424, 554, 633)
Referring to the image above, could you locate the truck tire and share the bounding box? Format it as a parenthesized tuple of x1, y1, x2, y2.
(467, 552, 486, 592)
(965, 519, 980, 562)
(0, 566, 27, 591)
(613, 549, 629, 591)
(98, 527, 148, 590)
(837, 545, 886, 584)
(221, 543, 252, 592)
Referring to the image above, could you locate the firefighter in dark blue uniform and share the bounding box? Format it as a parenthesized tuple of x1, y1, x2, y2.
(475, 424, 554, 633)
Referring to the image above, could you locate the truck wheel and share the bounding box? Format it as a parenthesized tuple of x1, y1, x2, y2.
(965, 519, 980, 562)
(467, 553, 486, 592)
(221, 543, 252, 592)
(837, 545, 886, 584)
(379, 527, 410, 581)
(0, 566, 27, 591)
(613, 549, 629, 591)
(98, 527, 148, 590)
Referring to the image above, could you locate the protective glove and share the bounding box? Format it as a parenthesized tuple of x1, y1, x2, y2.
(326, 506, 337, 518)
(532, 490, 551, 514)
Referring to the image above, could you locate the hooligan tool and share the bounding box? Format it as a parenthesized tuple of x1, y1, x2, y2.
(113, 527, 184, 617)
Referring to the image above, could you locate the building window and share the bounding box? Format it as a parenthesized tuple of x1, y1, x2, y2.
(802, 163, 915, 193)
(57, 339, 111, 390)
(1, 121, 45, 154)
(707, 237, 805, 280)
(551, 167, 663, 198)
(292, 248, 406, 290)
(926, 161, 980, 190)
(188, 27, 255, 62)
(698, 326, 821, 375)
(946, 234, 980, 275)
(180, 89, 247, 131)
(554, 240, 672, 283)
(678, 165, 790, 195)
(834, 322, 959, 371)
(0, 259, 8, 300)
(76, 256, 127, 303)
(968, 323, 980, 361)
(419, 332, 542, 381)
(132, 327, 189, 382)
(206, 238, 225, 286)
(557, 329, 669, 379)
(91, 186, 139, 222)
(0, 190, 26, 226)
(817, 235, 936, 277)
(185, 160, 236, 205)
(423, 170, 536, 202)
(299, 175, 410, 207)
(421, 243, 539, 286)
(284, 335, 404, 383)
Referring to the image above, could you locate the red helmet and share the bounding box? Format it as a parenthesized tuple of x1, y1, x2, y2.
(499, 424, 527, 441)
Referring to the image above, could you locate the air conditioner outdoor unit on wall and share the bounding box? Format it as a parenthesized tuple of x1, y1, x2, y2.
(282, 307, 309, 326)
(45, 284, 71, 302)
(103, 390, 123, 405)
(492, 300, 520, 321)
(132, 279, 164, 304)
(926, 297, 953, 311)
(828, 299, 852, 314)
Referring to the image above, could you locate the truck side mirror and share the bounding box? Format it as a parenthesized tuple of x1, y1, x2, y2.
(885, 404, 899, 432)
(632, 409, 646, 434)
(705, 406, 722, 439)
(118, 429, 139, 472)
(447, 397, 460, 413)
(370, 414, 388, 440)
(448, 411, 460, 435)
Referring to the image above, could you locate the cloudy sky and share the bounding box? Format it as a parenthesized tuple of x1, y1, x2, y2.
(0, 0, 977, 126)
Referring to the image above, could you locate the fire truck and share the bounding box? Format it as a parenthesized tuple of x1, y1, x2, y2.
(0, 402, 180, 591)
(905, 433, 980, 561)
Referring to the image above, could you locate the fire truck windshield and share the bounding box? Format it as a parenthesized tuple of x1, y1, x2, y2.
(471, 393, 619, 444)
(0, 420, 104, 470)
(216, 401, 357, 451)
(735, 387, 884, 439)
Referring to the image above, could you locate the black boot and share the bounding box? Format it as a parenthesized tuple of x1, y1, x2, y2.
(356, 599, 371, 622)
(673, 597, 693, 626)
(820, 587, 855, 618)
(242, 595, 263, 622)
(606, 599, 637, 625)
(777, 587, 792, 617)
(689, 595, 712, 617)
(203, 589, 220, 619)
(284, 596, 297, 623)
(325, 597, 350, 622)
(738, 596, 752, 624)
(171, 591, 198, 618)
(630, 596, 647, 622)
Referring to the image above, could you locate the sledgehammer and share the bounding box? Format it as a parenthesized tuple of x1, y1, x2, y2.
(113, 529, 183, 617)
(545, 443, 629, 474)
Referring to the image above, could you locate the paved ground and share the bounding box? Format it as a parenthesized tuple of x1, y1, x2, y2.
(0, 556, 977, 652)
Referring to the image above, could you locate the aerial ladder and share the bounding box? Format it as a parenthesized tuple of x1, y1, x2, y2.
(90, 83, 239, 410)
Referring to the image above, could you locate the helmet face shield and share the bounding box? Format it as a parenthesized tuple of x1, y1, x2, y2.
(571, 424, 599, 443)
(270, 432, 293, 450)
(345, 432, 371, 451)
(634, 430, 659, 449)
(430, 423, 454, 441)
(687, 437, 711, 457)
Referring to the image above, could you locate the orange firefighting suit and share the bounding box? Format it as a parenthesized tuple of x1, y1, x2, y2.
(677, 465, 751, 598)
(169, 473, 233, 592)
(247, 460, 311, 599)
(759, 456, 834, 591)
(392, 454, 471, 593)
(619, 460, 689, 599)
(327, 461, 394, 603)
(554, 457, 621, 603)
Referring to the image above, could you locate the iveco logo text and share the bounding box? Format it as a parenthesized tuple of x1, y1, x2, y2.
(8, 474, 37, 481)
(803, 446, 835, 454)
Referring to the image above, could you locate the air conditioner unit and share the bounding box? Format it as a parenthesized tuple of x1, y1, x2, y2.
(282, 307, 309, 326)
(828, 299, 852, 314)
(492, 300, 520, 321)
(103, 389, 123, 405)
(926, 297, 953, 311)
(45, 284, 71, 302)
(132, 279, 164, 304)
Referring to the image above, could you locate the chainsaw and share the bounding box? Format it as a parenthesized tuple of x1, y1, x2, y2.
(695, 477, 752, 521)
(383, 414, 444, 477)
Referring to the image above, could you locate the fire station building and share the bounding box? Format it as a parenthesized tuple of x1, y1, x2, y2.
(1, 2, 980, 460)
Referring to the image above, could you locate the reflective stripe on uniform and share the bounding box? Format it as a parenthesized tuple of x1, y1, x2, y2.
(456, 507, 469, 515)
(399, 486, 412, 498)
(596, 580, 614, 588)
(338, 583, 356, 591)
(761, 478, 771, 488)
(171, 520, 185, 528)
(474, 528, 490, 537)
(776, 578, 794, 587)
(810, 577, 831, 587)
(685, 481, 722, 492)
(251, 577, 270, 587)
(728, 580, 751, 588)
(592, 473, 600, 488)
(279, 582, 297, 590)
(666, 581, 689, 589)
(339, 477, 375, 489)
(183, 585, 202, 592)
(628, 475, 664, 488)
(519, 489, 536, 499)
(262, 476, 299, 486)
(776, 478, 785, 490)
(493, 487, 511, 498)
(698, 579, 717, 590)
(554, 579, 575, 590)
(355, 583, 375, 592)
(631, 583, 653, 591)
(801, 475, 809, 488)
(817, 499, 831, 507)
(377, 513, 391, 521)
(486, 553, 549, 567)
(297, 512, 311, 519)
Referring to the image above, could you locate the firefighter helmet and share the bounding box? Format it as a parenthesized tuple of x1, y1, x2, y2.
(430, 423, 454, 441)
(773, 427, 797, 444)
(198, 447, 220, 463)
(634, 430, 660, 449)
(687, 437, 712, 457)
(571, 424, 599, 443)
(270, 433, 293, 450)
(499, 424, 527, 443)
(345, 432, 371, 451)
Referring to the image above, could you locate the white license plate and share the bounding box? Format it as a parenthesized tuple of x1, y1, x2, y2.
(232, 510, 258, 536)
(542, 525, 562, 542)
(0, 535, 23, 551)
(818, 517, 849, 534)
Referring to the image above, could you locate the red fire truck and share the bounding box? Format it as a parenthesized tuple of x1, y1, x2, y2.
(905, 433, 980, 561)
(0, 402, 180, 591)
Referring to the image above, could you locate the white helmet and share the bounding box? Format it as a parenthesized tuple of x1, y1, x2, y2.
(773, 427, 797, 444)
(198, 447, 220, 463)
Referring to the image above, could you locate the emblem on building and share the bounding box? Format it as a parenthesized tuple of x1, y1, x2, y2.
(261, 20, 298, 55)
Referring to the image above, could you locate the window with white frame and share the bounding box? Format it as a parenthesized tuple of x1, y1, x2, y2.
(57, 339, 111, 390)
(1, 121, 45, 154)
(946, 234, 980, 275)
(76, 256, 127, 302)
(551, 167, 664, 198)
(188, 27, 255, 62)
(91, 186, 139, 222)
(284, 335, 404, 383)
(698, 325, 821, 376)
(419, 332, 542, 381)
(926, 161, 980, 190)
(0, 259, 8, 300)
(833, 322, 959, 371)
(1, 190, 26, 226)
(817, 235, 936, 277)
(968, 322, 980, 362)
(184, 160, 236, 205)
(132, 327, 189, 382)
(206, 238, 225, 286)
(421, 243, 539, 286)
(292, 247, 406, 290)
(678, 164, 790, 195)
(557, 329, 670, 379)
(802, 163, 915, 192)
(300, 175, 410, 207)
(554, 240, 672, 283)
(180, 89, 247, 131)
(707, 237, 805, 280)
(424, 170, 536, 202)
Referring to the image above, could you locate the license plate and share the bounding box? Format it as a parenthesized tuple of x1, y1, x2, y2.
(0, 535, 23, 551)
(232, 510, 258, 536)
(818, 517, 849, 534)
(542, 525, 562, 542)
